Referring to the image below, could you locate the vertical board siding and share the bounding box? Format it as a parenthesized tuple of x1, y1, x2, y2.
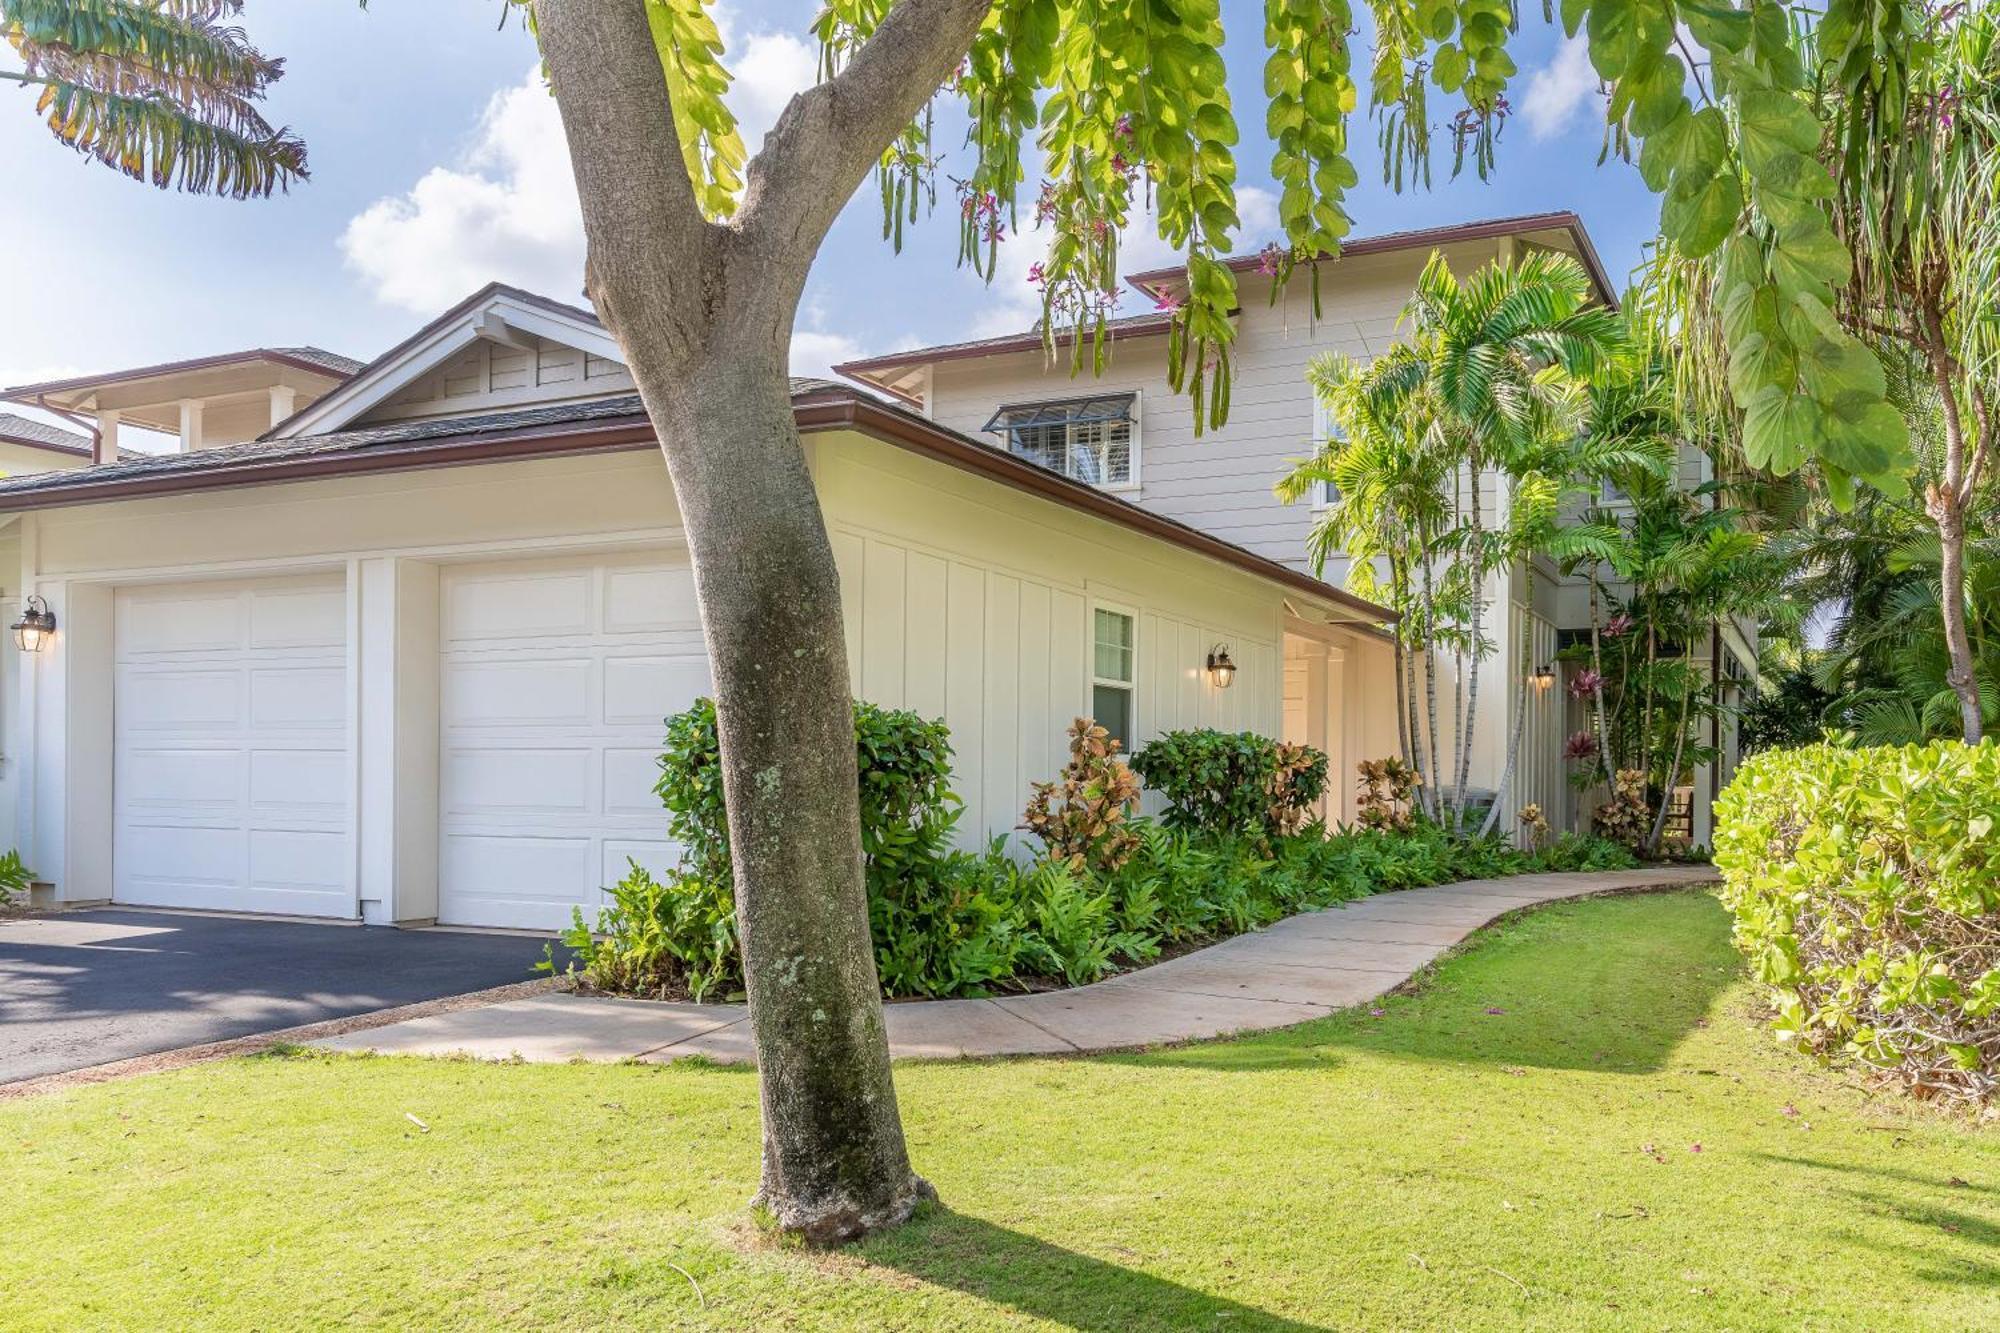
(834, 526, 1277, 846)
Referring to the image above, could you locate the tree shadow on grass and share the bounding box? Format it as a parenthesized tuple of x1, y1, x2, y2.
(1117, 889, 1741, 1076)
(1745, 1152, 2000, 1287)
(859, 1207, 1333, 1332)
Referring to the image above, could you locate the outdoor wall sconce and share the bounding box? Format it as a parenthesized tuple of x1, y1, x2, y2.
(1206, 643, 1237, 689)
(1532, 663, 1556, 692)
(11, 595, 54, 653)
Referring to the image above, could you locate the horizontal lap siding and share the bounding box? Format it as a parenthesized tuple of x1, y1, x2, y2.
(924, 241, 1513, 572)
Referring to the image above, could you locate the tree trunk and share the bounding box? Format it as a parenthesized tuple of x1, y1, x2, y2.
(1454, 459, 1483, 825)
(1588, 571, 1611, 779)
(1477, 665, 1532, 840)
(1646, 644, 1696, 855)
(1911, 296, 1985, 743)
(1933, 496, 1983, 743)
(532, 0, 991, 1244)
(1419, 557, 1444, 821)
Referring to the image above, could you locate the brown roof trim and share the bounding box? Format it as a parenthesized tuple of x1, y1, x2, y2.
(4, 348, 357, 401)
(0, 384, 1390, 622)
(792, 388, 1393, 621)
(262, 282, 610, 440)
(1126, 210, 1619, 306)
(832, 312, 1177, 379)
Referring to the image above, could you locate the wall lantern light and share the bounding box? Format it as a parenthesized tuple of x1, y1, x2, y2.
(1532, 663, 1556, 693)
(1206, 643, 1237, 690)
(11, 595, 55, 653)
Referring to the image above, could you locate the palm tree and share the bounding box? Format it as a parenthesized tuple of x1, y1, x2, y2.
(1364, 249, 1625, 822)
(2, 0, 306, 197)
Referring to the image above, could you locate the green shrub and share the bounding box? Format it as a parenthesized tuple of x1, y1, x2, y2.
(0, 850, 30, 910)
(545, 860, 739, 1000)
(1714, 739, 2000, 1104)
(1129, 729, 1328, 839)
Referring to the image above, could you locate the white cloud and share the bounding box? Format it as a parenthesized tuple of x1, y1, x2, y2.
(341, 7, 821, 315)
(1521, 36, 1601, 141)
(340, 73, 586, 313)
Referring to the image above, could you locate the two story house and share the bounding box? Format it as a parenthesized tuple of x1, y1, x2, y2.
(0, 286, 1392, 929)
(835, 211, 1756, 844)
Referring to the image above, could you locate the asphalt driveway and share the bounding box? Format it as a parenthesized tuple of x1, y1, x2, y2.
(0, 910, 563, 1084)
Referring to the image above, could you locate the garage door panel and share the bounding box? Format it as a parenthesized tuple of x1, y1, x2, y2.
(246, 586, 345, 649)
(444, 747, 593, 815)
(247, 749, 347, 813)
(438, 551, 705, 928)
(603, 840, 679, 888)
(604, 655, 709, 724)
(121, 748, 243, 806)
(603, 565, 700, 632)
(115, 575, 352, 918)
(118, 590, 240, 655)
(445, 570, 593, 642)
(120, 669, 242, 730)
(247, 829, 348, 890)
(249, 667, 347, 728)
(444, 659, 593, 727)
(602, 748, 665, 815)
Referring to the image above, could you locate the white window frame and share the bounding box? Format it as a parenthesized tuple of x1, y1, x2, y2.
(1089, 600, 1140, 749)
(987, 391, 1142, 493)
(1310, 398, 1343, 510)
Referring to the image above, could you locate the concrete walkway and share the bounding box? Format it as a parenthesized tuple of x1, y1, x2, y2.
(314, 866, 1718, 1065)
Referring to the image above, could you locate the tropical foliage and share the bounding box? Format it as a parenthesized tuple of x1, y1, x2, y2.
(1281, 251, 1676, 839)
(1716, 738, 2000, 1104)
(1, 0, 306, 196)
(551, 707, 1636, 1001)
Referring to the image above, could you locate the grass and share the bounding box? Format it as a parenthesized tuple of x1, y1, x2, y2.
(4, 890, 1995, 1330)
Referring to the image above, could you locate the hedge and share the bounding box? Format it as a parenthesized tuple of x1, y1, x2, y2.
(1714, 740, 2000, 1104)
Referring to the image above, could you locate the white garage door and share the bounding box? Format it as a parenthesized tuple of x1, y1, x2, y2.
(437, 550, 710, 930)
(113, 574, 352, 916)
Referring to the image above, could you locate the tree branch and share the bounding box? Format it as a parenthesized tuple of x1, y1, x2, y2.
(532, 0, 717, 344)
(737, 0, 993, 265)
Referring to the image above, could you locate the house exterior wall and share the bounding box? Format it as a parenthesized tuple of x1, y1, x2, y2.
(11, 429, 1367, 919)
(922, 239, 1527, 573)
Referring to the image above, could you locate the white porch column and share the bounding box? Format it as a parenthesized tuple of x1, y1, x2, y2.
(354, 556, 440, 925)
(93, 409, 120, 465)
(177, 399, 205, 453)
(268, 384, 297, 429)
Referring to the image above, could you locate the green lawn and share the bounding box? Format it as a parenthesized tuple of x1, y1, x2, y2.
(6, 890, 1995, 1331)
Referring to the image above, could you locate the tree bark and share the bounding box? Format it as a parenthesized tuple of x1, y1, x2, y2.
(1646, 644, 1696, 855)
(532, 0, 991, 1243)
(1454, 459, 1483, 825)
(1916, 302, 1985, 743)
(1477, 665, 1532, 840)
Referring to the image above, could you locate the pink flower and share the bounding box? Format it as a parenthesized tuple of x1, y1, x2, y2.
(1114, 113, 1136, 140)
(1256, 242, 1285, 277)
(1483, 1006, 1507, 1016)
(1369, 1007, 1386, 1018)
(1153, 289, 1184, 312)
(1026, 263, 1046, 288)
(1568, 668, 1604, 698)
(1604, 613, 1634, 638)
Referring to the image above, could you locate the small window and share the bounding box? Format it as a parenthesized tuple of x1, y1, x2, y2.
(1310, 399, 1344, 508)
(1599, 477, 1631, 505)
(1091, 606, 1137, 748)
(985, 394, 1137, 488)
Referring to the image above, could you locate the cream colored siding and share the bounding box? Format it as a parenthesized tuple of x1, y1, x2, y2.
(817, 431, 1294, 847)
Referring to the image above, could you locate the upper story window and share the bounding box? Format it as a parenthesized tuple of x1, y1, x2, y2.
(985, 393, 1137, 489)
(1310, 398, 1344, 509)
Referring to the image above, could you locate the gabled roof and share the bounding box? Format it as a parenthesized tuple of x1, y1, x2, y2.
(3, 347, 361, 403)
(0, 412, 91, 456)
(268, 282, 624, 440)
(0, 377, 1392, 624)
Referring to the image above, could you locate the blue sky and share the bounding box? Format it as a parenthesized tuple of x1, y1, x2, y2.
(0, 1, 1654, 400)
